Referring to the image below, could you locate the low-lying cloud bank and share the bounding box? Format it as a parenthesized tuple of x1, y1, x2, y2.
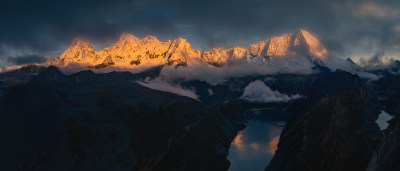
(159, 57, 315, 85)
(56, 57, 315, 84)
(240, 80, 303, 103)
(357, 52, 400, 72)
(57, 63, 158, 75)
(355, 71, 382, 81)
(136, 78, 199, 100)
(50, 53, 399, 83)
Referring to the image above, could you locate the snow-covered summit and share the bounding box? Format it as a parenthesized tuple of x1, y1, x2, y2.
(248, 29, 327, 60)
(48, 36, 99, 66)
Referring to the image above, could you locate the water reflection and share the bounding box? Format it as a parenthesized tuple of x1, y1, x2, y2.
(227, 108, 291, 171)
(376, 111, 394, 130)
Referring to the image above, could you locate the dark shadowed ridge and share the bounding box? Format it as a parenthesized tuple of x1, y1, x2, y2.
(0, 64, 46, 87)
(30, 65, 69, 85)
(346, 57, 356, 65)
(0, 63, 244, 170)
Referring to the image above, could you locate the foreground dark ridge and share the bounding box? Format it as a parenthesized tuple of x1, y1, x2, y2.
(0, 66, 244, 170)
(1, 65, 400, 170)
(266, 71, 382, 170)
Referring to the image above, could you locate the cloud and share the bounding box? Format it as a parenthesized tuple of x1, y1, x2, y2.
(240, 80, 303, 103)
(357, 51, 400, 70)
(53, 55, 317, 86)
(136, 78, 199, 100)
(359, 51, 385, 68)
(355, 71, 381, 81)
(56, 62, 158, 75)
(352, 3, 400, 19)
(394, 25, 400, 33)
(159, 57, 315, 85)
(7, 54, 47, 65)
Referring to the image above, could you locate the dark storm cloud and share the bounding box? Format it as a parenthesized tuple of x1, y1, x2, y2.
(1, 0, 400, 65)
(7, 54, 47, 65)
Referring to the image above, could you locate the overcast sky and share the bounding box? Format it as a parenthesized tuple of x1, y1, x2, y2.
(1, 0, 400, 66)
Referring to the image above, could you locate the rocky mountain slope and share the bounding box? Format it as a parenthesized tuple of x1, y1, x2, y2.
(1, 62, 399, 170)
(266, 71, 382, 171)
(0, 64, 45, 87)
(0, 66, 244, 170)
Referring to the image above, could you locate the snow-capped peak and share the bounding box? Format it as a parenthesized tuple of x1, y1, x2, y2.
(47, 36, 99, 66)
(248, 29, 328, 59)
(165, 37, 200, 65)
(141, 35, 160, 44)
(70, 36, 92, 48)
(117, 32, 140, 44)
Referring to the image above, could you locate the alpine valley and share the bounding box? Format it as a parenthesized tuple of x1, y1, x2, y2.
(1, 30, 400, 171)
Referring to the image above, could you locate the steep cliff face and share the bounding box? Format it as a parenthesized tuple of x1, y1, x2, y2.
(266, 71, 382, 171)
(379, 116, 400, 171)
(46, 29, 329, 68)
(367, 74, 400, 171)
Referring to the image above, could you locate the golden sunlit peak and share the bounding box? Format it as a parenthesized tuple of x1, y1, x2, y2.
(175, 37, 185, 40)
(173, 37, 190, 44)
(142, 35, 160, 43)
(48, 29, 331, 68)
(118, 32, 140, 43)
(71, 36, 90, 46)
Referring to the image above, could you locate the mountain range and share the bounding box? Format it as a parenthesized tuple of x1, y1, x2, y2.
(1, 30, 400, 171)
(46, 29, 329, 68)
